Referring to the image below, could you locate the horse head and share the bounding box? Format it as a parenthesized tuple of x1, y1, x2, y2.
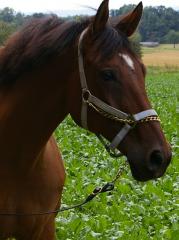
(70, 0, 171, 181)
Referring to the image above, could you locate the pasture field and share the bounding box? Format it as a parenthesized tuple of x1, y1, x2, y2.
(55, 44, 179, 240)
(142, 44, 179, 67)
(54, 65, 178, 240)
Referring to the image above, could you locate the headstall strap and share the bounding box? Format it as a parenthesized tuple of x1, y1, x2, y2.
(78, 28, 160, 154)
(78, 28, 89, 129)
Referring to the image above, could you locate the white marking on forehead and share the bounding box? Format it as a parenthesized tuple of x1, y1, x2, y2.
(119, 53, 135, 70)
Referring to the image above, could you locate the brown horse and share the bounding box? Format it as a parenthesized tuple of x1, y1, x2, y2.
(0, 0, 171, 239)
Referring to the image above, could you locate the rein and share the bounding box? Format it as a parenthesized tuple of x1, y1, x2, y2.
(78, 28, 160, 153)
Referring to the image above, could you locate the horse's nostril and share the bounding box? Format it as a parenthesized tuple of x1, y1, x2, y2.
(149, 150, 164, 172)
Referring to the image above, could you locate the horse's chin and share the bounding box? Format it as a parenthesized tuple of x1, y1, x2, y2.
(127, 158, 165, 182)
(130, 171, 155, 182)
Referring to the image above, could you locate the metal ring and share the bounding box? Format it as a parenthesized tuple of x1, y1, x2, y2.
(82, 89, 91, 103)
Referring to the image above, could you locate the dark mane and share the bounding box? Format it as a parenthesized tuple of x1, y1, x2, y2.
(0, 15, 131, 85)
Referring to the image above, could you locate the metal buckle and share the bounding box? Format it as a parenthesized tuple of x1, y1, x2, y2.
(96, 134, 123, 158)
(82, 89, 91, 103)
(105, 145, 123, 158)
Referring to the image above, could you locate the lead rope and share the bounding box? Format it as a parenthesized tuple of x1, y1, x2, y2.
(0, 156, 127, 216)
(59, 159, 127, 213)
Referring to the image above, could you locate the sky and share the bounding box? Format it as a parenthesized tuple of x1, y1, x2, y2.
(0, 0, 178, 16)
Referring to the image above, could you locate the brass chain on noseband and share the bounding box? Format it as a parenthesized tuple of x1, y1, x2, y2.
(88, 101, 161, 126)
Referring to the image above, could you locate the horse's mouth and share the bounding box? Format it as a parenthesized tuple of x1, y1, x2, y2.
(131, 170, 157, 182)
(127, 159, 166, 182)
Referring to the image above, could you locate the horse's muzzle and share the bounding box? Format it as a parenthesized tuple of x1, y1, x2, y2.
(127, 146, 172, 182)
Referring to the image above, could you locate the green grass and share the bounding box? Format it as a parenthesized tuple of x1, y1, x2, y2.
(55, 67, 178, 240)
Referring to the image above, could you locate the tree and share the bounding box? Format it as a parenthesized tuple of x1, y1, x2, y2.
(130, 32, 142, 57)
(32, 13, 46, 18)
(163, 30, 179, 48)
(111, 5, 179, 43)
(110, 4, 136, 17)
(0, 7, 15, 23)
(14, 12, 25, 26)
(0, 21, 17, 45)
(139, 6, 179, 42)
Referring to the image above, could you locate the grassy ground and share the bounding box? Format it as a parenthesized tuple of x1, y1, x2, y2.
(54, 65, 178, 239)
(142, 44, 179, 67)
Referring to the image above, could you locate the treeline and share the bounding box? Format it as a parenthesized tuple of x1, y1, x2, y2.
(0, 7, 47, 45)
(111, 5, 179, 44)
(0, 5, 179, 46)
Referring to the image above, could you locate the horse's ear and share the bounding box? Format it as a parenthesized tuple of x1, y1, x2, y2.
(91, 0, 109, 33)
(112, 2, 143, 37)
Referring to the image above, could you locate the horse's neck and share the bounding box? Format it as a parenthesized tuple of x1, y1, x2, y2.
(0, 51, 77, 170)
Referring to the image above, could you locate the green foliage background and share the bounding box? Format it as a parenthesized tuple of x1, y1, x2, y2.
(0, 5, 179, 45)
(55, 67, 178, 239)
(111, 5, 179, 43)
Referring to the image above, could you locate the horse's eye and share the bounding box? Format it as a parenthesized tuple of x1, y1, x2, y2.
(100, 69, 116, 82)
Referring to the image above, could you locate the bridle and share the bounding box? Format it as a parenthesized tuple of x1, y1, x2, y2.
(78, 28, 160, 154)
